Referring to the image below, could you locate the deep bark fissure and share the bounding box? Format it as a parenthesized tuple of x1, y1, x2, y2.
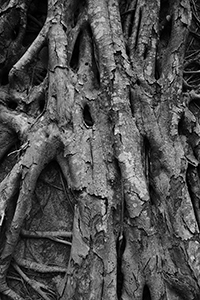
(186, 165, 200, 229)
(142, 284, 152, 300)
(69, 30, 82, 71)
(83, 103, 94, 127)
(116, 232, 126, 300)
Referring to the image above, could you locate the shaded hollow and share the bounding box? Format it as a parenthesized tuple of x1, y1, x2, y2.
(142, 285, 152, 300)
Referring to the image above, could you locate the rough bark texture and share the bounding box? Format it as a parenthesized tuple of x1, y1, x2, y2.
(0, 0, 200, 299)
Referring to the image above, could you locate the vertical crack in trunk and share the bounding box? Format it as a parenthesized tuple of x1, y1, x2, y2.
(186, 164, 200, 229)
(116, 231, 126, 299)
(115, 157, 126, 299)
(142, 284, 152, 300)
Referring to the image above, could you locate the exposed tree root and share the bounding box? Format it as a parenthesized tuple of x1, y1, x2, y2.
(0, 118, 61, 299)
(13, 263, 57, 300)
(13, 257, 67, 273)
(21, 229, 72, 239)
(9, 21, 49, 82)
(21, 229, 72, 246)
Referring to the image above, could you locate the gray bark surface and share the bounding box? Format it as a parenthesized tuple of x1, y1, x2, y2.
(0, 0, 200, 299)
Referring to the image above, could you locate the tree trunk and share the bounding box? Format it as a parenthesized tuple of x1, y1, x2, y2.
(0, 0, 200, 299)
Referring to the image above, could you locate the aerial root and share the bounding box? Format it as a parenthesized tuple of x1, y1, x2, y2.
(21, 229, 72, 246)
(68, 13, 88, 63)
(9, 21, 49, 82)
(12, 263, 57, 300)
(13, 256, 67, 273)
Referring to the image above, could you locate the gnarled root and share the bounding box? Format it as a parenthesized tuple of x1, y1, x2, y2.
(0, 122, 61, 299)
(13, 263, 57, 300)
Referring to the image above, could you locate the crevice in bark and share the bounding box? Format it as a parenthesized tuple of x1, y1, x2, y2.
(116, 232, 126, 300)
(159, 16, 172, 46)
(159, 0, 170, 29)
(91, 40, 100, 88)
(6, 99, 18, 111)
(178, 113, 185, 136)
(129, 87, 134, 116)
(149, 184, 158, 207)
(143, 45, 149, 60)
(11, 14, 20, 41)
(159, 0, 171, 36)
(155, 47, 161, 80)
(143, 137, 150, 188)
(70, 31, 82, 71)
(1, 72, 9, 86)
(143, 137, 158, 206)
(128, 3, 137, 38)
(142, 284, 152, 300)
(157, 0, 172, 76)
(83, 103, 94, 127)
(38, 96, 45, 113)
(23, 0, 47, 47)
(186, 164, 200, 228)
(72, 0, 86, 28)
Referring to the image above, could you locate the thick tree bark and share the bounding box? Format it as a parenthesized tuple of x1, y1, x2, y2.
(0, 0, 200, 299)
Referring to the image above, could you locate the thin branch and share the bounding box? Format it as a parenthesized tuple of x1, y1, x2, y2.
(184, 70, 200, 74)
